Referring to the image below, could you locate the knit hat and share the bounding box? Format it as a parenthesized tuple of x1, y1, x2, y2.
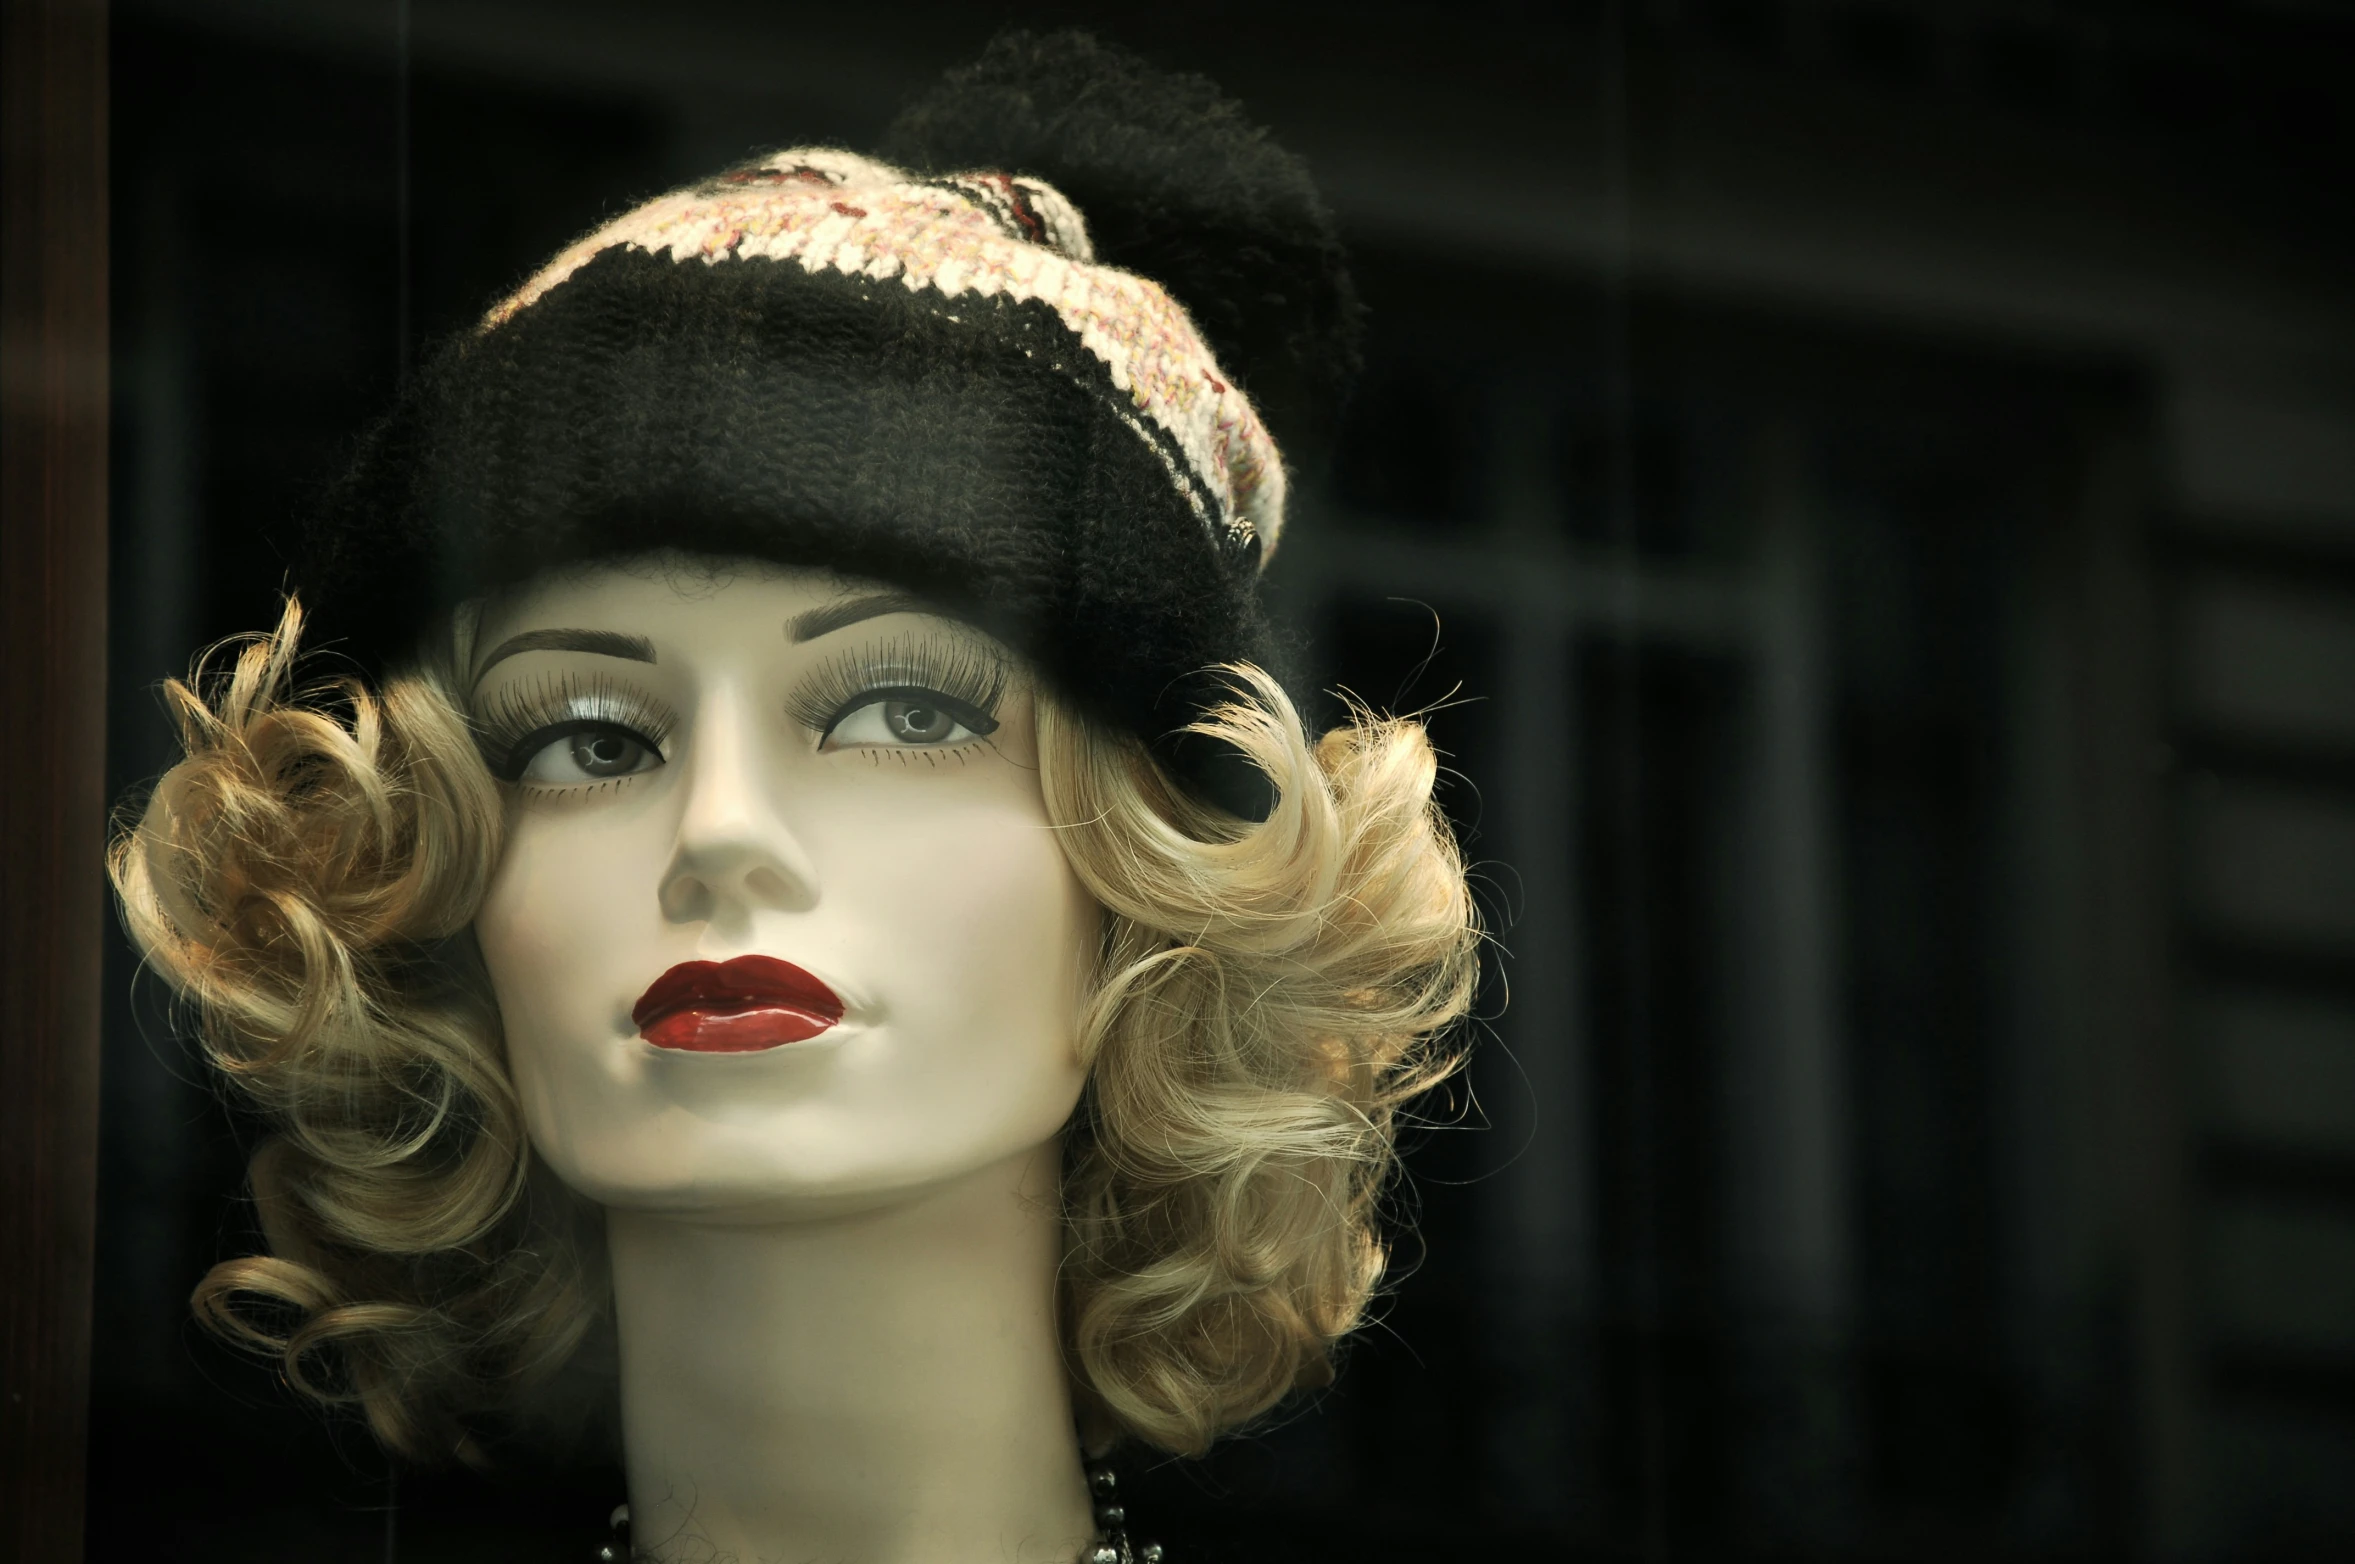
(293, 31, 1362, 814)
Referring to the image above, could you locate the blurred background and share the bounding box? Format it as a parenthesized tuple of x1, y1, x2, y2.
(95, 1, 2355, 1559)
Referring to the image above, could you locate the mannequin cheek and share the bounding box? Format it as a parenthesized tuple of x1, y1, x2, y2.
(477, 807, 665, 992)
(831, 789, 1097, 1042)
(472, 815, 668, 1130)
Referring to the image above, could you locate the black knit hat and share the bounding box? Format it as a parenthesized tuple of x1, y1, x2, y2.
(293, 32, 1362, 814)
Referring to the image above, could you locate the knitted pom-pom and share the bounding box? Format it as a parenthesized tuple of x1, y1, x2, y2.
(882, 29, 1363, 468)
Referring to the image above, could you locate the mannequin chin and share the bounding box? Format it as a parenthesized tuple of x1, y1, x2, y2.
(470, 555, 1098, 1221)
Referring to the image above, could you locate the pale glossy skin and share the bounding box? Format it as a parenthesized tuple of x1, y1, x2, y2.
(472, 555, 1098, 1218)
(467, 555, 1101, 1564)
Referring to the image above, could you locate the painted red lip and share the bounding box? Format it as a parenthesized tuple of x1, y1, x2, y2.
(631, 955, 845, 1053)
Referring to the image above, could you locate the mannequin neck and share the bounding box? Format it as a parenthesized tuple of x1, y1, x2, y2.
(605, 1139, 1094, 1564)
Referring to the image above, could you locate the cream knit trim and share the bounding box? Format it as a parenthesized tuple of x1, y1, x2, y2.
(483, 148, 1285, 563)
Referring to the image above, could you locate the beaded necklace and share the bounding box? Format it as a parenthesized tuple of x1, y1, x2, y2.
(595, 1461, 1162, 1563)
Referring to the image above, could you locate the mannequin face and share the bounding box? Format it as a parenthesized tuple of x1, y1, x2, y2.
(469, 555, 1098, 1218)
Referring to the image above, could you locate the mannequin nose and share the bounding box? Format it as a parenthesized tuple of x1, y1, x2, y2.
(657, 694, 818, 930)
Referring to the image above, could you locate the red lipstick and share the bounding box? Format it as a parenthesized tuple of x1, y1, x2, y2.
(632, 955, 844, 1052)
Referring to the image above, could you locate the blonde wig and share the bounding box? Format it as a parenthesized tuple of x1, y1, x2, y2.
(112, 597, 1480, 1462)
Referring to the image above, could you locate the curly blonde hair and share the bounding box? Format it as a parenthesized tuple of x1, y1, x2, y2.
(112, 597, 1479, 1462)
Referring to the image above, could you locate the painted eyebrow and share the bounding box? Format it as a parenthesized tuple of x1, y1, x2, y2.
(786, 591, 940, 644)
(470, 628, 657, 687)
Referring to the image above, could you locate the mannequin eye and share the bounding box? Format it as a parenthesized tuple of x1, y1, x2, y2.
(476, 673, 677, 783)
(510, 721, 665, 784)
(823, 688, 998, 750)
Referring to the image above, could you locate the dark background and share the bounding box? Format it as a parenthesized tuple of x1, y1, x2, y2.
(96, 1, 2355, 1559)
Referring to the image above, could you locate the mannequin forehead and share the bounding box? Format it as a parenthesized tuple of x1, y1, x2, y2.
(471, 555, 888, 657)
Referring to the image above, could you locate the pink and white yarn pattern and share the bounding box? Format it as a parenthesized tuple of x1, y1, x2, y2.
(483, 148, 1287, 564)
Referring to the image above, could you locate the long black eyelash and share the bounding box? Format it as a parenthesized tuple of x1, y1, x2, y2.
(787, 631, 1012, 739)
(471, 672, 679, 779)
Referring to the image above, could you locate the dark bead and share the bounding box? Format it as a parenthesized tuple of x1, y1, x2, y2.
(1089, 1466, 1119, 1496)
(594, 1547, 622, 1563)
(1084, 1547, 1120, 1564)
(1095, 1503, 1126, 1528)
(1140, 1546, 1164, 1564)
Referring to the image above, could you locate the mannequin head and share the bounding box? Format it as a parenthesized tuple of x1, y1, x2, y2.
(109, 31, 1479, 1474)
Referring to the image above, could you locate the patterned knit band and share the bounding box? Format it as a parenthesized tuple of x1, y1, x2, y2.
(485, 148, 1286, 569)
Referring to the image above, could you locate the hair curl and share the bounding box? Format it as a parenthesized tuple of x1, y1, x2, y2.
(112, 596, 1478, 1462)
